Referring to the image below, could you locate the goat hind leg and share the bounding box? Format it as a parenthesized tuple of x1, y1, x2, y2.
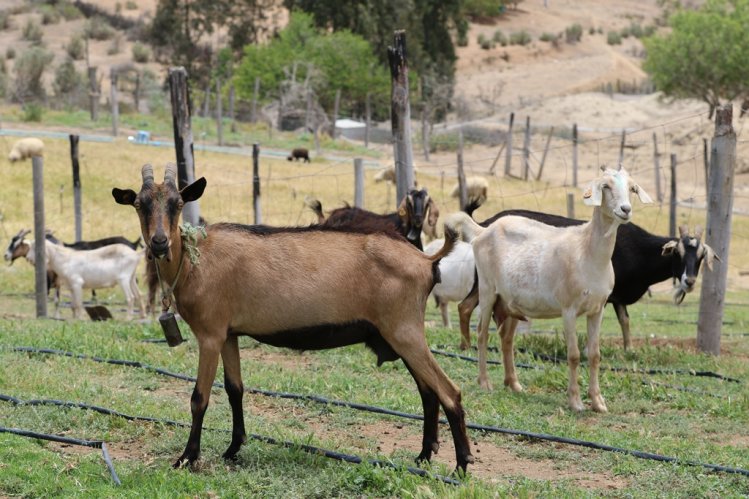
(457, 289, 478, 350)
(402, 361, 440, 464)
(613, 303, 631, 350)
(221, 335, 247, 460)
(499, 317, 522, 392)
(563, 310, 584, 412)
(175, 335, 224, 468)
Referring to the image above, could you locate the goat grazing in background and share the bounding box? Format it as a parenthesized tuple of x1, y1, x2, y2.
(308, 189, 439, 251)
(287, 148, 310, 163)
(446, 166, 652, 413)
(423, 238, 476, 338)
(450, 176, 489, 207)
(7, 137, 44, 162)
(455, 213, 717, 350)
(112, 163, 473, 472)
(26, 240, 145, 320)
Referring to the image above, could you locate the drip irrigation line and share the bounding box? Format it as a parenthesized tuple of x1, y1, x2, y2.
(430, 349, 539, 370)
(0, 426, 121, 485)
(432, 345, 740, 383)
(0, 394, 459, 486)
(8, 346, 749, 478)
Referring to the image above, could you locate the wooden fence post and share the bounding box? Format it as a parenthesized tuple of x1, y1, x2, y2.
(216, 77, 223, 146)
(253, 143, 261, 224)
(457, 128, 467, 210)
(32, 155, 47, 318)
(69, 134, 82, 242)
(536, 126, 553, 181)
(669, 153, 677, 238)
(572, 123, 578, 187)
(354, 158, 364, 208)
(388, 30, 415, 208)
(653, 132, 662, 202)
(522, 116, 531, 180)
(168, 67, 200, 225)
(697, 104, 736, 355)
(110, 68, 119, 137)
(566, 192, 575, 219)
(504, 112, 514, 177)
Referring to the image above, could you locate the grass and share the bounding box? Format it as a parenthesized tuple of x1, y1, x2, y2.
(1, 106, 749, 496)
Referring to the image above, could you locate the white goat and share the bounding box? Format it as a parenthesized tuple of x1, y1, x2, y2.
(424, 238, 477, 345)
(28, 240, 145, 320)
(445, 166, 652, 413)
(450, 176, 489, 205)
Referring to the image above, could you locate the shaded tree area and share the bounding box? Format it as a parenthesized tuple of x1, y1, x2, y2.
(235, 12, 390, 124)
(644, 0, 749, 117)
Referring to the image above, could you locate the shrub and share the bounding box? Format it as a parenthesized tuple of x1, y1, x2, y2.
(492, 30, 507, 46)
(456, 18, 469, 47)
(22, 103, 43, 122)
(107, 34, 122, 55)
(125, 1, 138, 10)
(539, 32, 557, 42)
(620, 26, 631, 38)
(13, 47, 54, 101)
(565, 23, 583, 43)
(22, 19, 44, 44)
(40, 5, 61, 25)
(509, 30, 531, 46)
(589, 27, 596, 35)
(6, 46, 15, 59)
(480, 38, 494, 50)
(58, 2, 82, 20)
(477, 33, 487, 45)
(66, 34, 85, 61)
(607, 31, 622, 45)
(0, 11, 11, 30)
(132, 42, 150, 63)
(628, 23, 644, 38)
(53, 57, 84, 100)
(84, 17, 115, 41)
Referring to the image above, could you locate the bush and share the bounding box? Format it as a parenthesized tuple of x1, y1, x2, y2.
(22, 20, 44, 44)
(22, 103, 44, 122)
(456, 18, 469, 47)
(66, 34, 85, 61)
(107, 34, 122, 55)
(539, 32, 558, 42)
(6, 46, 15, 59)
(40, 5, 61, 25)
(13, 47, 54, 101)
(565, 23, 583, 43)
(0, 11, 11, 30)
(477, 33, 487, 45)
(132, 42, 150, 63)
(84, 17, 115, 41)
(480, 38, 494, 50)
(607, 31, 622, 45)
(125, 1, 138, 10)
(589, 27, 596, 35)
(58, 2, 82, 21)
(509, 30, 531, 46)
(53, 57, 84, 97)
(492, 30, 507, 46)
(620, 26, 631, 39)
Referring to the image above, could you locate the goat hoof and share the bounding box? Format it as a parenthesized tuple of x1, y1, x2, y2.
(591, 397, 608, 413)
(478, 378, 493, 391)
(459, 342, 470, 351)
(172, 456, 195, 469)
(568, 399, 585, 412)
(415, 450, 433, 465)
(505, 380, 523, 392)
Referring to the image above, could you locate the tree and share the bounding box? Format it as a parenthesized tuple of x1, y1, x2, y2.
(643, 0, 749, 116)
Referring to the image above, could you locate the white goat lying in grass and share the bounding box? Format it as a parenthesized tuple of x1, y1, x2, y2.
(28, 240, 145, 320)
(445, 165, 652, 413)
(424, 238, 476, 339)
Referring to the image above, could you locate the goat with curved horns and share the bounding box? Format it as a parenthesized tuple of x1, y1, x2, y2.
(445, 165, 652, 413)
(112, 164, 473, 472)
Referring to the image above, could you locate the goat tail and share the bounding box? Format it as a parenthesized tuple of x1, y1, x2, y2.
(304, 196, 325, 223)
(443, 211, 485, 243)
(427, 225, 458, 264)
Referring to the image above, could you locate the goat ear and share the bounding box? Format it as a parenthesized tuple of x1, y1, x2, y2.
(397, 196, 408, 219)
(181, 177, 207, 203)
(661, 240, 678, 256)
(631, 183, 653, 204)
(112, 188, 137, 206)
(582, 180, 602, 206)
(702, 243, 720, 271)
(427, 197, 440, 228)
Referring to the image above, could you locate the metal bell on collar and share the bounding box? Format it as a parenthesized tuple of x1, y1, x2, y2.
(159, 311, 184, 347)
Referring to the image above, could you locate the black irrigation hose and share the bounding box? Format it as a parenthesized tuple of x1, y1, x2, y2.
(429, 349, 540, 370)
(9, 346, 749, 478)
(432, 344, 741, 383)
(0, 394, 459, 486)
(0, 426, 121, 486)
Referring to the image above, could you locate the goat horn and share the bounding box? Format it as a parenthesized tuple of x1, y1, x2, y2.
(679, 225, 689, 238)
(19, 228, 31, 238)
(164, 163, 178, 186)
(141, 164, 154, 184)
(695, 225, 704, 239)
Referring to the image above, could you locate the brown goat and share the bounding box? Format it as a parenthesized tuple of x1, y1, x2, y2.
(112, 164, 473, 472)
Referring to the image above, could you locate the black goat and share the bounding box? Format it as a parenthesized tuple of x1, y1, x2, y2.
(310, 189, 439, 251)
(457, 210, 717, 350)
(64, 235, 142, 251)
(287, 147, 311, 163)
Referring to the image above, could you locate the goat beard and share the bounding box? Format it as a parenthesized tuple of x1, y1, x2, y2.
(672, 286, 687, 305)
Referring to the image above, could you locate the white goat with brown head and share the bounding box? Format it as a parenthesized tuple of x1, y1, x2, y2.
(112, 163, 473, 472)
(445, 166, 652, 413)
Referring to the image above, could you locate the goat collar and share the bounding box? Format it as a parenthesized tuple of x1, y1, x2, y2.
(155, 222, 207, 313)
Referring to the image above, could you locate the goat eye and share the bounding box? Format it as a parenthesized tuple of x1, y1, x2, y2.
(133, 200, 141, 210)
(602, 184, 610, 190)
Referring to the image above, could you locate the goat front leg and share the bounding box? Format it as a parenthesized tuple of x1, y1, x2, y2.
(457, 288, 479, 350)
(175, 335, 223, 468)
(438, 299, 451, 329)
(221, 334, 246, 460)
(587, 308, 608, 413)
(70, 280, 84, 319)
(613, 303, 631, 350)
(499, 317, 522, 392)
(563, 310, 584, 412)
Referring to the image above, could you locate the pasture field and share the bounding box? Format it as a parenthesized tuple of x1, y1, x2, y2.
(1, 132, 749, 496)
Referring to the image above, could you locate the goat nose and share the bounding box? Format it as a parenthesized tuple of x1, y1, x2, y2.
(686, 277, 696, 287)
(620, 205, 631, 215)
(151, 235, 167, 245)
